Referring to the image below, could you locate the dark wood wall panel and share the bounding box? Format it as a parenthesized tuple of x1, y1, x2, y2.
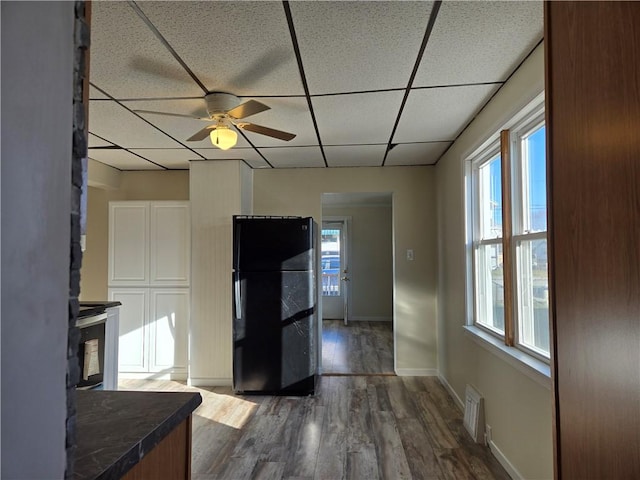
(545, 2, 640, 479)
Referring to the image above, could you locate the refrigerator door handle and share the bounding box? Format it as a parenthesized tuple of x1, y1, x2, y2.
(234, 273, 242, 320)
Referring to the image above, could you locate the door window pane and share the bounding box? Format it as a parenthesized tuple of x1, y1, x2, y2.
(321, 229, 340, 296)
(516, 238, 549, 355)
(475, 242, 505, 334)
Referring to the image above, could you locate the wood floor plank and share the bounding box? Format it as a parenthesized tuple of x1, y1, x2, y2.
(370, 410, 412, 480)
(346, 444, 380, 480)
(119, 377, 510, 480)
(396, 417, 446, 480)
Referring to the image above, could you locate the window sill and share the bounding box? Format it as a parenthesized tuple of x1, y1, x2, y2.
(463, 325, 551, 390)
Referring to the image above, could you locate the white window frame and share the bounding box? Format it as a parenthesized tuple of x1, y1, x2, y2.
(465, 94, 551, 377)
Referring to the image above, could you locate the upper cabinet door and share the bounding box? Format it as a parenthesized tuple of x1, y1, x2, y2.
(150, 202, 190, 286)
(109, 202, 149, 286)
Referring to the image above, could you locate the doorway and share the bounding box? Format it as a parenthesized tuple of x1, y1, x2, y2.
(320, 192, 394, 375)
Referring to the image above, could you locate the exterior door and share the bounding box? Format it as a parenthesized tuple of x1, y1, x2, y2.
(321, 219, 349, 323)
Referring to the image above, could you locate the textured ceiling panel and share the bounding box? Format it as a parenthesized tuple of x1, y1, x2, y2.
(234, 97, 315, 148)
(290, 1, 433, 94)
(130, 148, 200, 169)
(261, 147, 326, 169)
(138, 1, 303, 96)
(89, 101, 184, 149)
(88, 134, 113, 148)
(91, 1, 201, 99)
(193, 147, 268, 169)
(414, 1, 543, 87)
(88, 149, 162, 170)
(89, 86, 109, 100)
(313, 91, 404, 145)
(394, 84, 500, 143)
(324, 145, 387, 168)
(385, 142, 450, 166)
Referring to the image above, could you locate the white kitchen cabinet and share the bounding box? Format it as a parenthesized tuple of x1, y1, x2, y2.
(109, 201, 190, 287)
(109, 201, 190, 379)
(109, 288, 189, 377)
(109, 288, 148, 372)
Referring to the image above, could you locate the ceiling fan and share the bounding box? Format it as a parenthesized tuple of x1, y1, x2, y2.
(133, 92, 296, 150)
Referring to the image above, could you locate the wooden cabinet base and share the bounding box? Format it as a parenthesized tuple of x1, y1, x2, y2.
(122, 416, 192, 480)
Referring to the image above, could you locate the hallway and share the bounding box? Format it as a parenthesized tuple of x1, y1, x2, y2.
(322, 320, 394, 375)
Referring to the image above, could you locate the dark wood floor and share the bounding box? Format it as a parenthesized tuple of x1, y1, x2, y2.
(120, 376, 510, 480)
(322, 320, 394, 375)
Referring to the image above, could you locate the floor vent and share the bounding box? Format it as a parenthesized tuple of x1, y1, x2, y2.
(463, 384, 485, 443)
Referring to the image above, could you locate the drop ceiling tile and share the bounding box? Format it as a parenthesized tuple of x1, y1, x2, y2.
(129, 149, 201, 169)
(385, 142, 451, 166)
(90, 86, 109, 100)
(88, 149, 163, 171)
(290, 1, 434, 94)
(324, 145, 387, 168)
(193, 147, 269, 169)
(91, 1, 202, 99)
(137, 1, 303, 96)
(414, 1, 543, 86)
(261, 147, 326, 169)
(89, 100, 184, 149)
(88, 134, 113, 148)
(313, 91, 403, 145)
(235, 97, 315, 148)
(394, 84, 500, 143)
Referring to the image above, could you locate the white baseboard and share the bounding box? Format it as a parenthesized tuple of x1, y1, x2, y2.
(395, 368, 438, 376)
(489, 440, 524, 480)
(437, 374, 464, 411)
(118, 371, 187, 381)
(188, 377, 233, 387)
(348, 316, 393, 322)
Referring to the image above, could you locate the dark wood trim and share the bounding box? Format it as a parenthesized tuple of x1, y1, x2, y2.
(499, 130, 515, 347)
(546, 2, 640, 478)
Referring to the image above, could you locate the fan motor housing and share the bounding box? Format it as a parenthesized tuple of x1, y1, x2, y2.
(205, 93, 240, 116)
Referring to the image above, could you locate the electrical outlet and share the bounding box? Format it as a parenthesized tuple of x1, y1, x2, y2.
(485, 424, 492, 446)
(406, 249, 414, 261)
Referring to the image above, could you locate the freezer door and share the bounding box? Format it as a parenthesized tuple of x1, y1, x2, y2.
(233, 271, 317, 394)
(233, 217, 314, 272)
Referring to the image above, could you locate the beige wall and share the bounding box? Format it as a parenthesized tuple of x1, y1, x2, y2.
(254, 166, 437, 373)
(436, 43, 552, 479)
(80, 170, 189, 300)
(323, 204, 393, 320)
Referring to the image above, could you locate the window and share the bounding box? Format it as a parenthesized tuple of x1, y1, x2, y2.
(469, 103, 550, 360)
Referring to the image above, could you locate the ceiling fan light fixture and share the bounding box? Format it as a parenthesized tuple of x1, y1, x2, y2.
(210, 127, 237, 150)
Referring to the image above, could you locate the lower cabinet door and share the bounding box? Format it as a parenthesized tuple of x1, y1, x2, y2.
(109, 288, 149, 372)
(149, 288, 189, 373)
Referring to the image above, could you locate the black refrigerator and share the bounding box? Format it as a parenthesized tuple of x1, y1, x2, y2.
(232, 215, 318, 395)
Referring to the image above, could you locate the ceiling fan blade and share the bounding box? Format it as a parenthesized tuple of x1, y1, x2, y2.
(134, 109, 211, 121)
(237, 122, 296, 141)
(227, 100, 270, 120)
(187, 125, 217, 142)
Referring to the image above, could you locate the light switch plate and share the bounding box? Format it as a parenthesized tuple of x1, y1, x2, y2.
(406, 249, 414, 261)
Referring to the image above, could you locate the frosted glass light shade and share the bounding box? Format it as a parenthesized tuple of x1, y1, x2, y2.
(210, 127, 237, 150)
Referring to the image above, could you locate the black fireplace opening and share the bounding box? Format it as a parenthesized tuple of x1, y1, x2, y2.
(76, 320, 105, 389)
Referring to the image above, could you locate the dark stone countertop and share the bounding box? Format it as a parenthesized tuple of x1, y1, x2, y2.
(74, 390, 202, 480)
(78, 301, 122, 319)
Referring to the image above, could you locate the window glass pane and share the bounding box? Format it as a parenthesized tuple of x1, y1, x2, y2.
(522, 126, 547, 232)
(321, 229, 340, 296)
(475, 242, 505, 334)
(516, 238, 550, 355)
(478, 155, 502, 239)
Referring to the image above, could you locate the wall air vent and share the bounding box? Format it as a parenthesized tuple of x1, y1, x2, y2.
(463, 384, 485, 443)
